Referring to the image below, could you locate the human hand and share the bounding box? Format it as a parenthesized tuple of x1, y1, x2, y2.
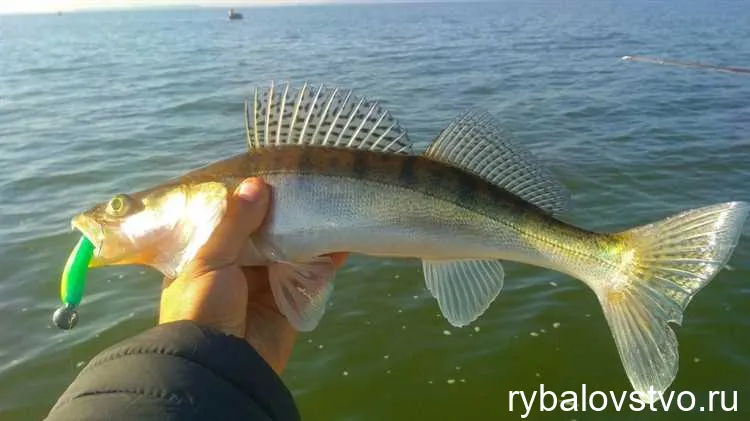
(158, 177, 346, 373)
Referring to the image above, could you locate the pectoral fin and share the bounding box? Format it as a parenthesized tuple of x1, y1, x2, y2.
(268, 257, 336, 332)
(423, 259, 505, 327)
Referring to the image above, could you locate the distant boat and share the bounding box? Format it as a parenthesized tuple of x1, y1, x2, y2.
(227, 9, 243, 21)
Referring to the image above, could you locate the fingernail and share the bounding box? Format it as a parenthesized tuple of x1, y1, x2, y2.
(236, 178, 263, 202)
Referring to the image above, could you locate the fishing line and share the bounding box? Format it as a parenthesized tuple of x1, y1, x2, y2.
(621, 55, 750, 76)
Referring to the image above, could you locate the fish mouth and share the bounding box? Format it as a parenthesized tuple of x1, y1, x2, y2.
(71, 214, 104, 262)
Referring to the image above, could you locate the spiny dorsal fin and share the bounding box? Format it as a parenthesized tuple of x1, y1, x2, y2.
(245, 82, 414, 154)
(424, 110, 570, 215)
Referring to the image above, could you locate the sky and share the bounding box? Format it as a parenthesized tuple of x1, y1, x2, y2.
(0, 0, 330, 15)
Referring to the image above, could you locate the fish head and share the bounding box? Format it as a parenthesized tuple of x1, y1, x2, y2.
(72, 181, 229, 277)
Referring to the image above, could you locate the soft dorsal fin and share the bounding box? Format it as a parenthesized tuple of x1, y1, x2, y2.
(424, 110, 570, 215)
(245, 82, 414, 154)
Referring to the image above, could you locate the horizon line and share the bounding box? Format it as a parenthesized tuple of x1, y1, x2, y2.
(0, 0, 465, 17)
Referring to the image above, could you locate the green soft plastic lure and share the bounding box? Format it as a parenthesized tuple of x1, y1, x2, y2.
(52, 236, 94, 330)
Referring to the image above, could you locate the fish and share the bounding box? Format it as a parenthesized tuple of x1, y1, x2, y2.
(71, 82, 748, 401)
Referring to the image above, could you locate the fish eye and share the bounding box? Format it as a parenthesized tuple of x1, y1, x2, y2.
(106, 194, 133, 217)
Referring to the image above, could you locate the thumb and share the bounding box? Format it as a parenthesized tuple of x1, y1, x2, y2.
(195, 177, 270, 266)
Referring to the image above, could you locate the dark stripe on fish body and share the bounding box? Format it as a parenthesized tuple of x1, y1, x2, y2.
(352, 150, 368, 179)
(327, 155, 341, 170)
(398, 155, 417, 186)
(297, 148, 315, 173)
(455, 170, 479, 208)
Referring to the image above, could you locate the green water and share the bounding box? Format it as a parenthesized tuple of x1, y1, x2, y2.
(1, 2, 749, 420)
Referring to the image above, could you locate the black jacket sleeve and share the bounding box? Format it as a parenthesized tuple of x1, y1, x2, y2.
(46, 321, 300, 421)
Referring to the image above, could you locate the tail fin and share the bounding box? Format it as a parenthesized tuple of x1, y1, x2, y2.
(598, 202, 748, 402)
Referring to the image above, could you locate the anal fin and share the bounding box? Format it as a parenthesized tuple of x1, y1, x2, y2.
(423, 259, 505, 327)
(268, 256, 336, 332)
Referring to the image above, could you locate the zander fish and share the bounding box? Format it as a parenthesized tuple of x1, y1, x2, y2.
(70, 82, 747, 401)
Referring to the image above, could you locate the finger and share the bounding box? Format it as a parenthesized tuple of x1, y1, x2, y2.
(196, 178, 270, 266)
